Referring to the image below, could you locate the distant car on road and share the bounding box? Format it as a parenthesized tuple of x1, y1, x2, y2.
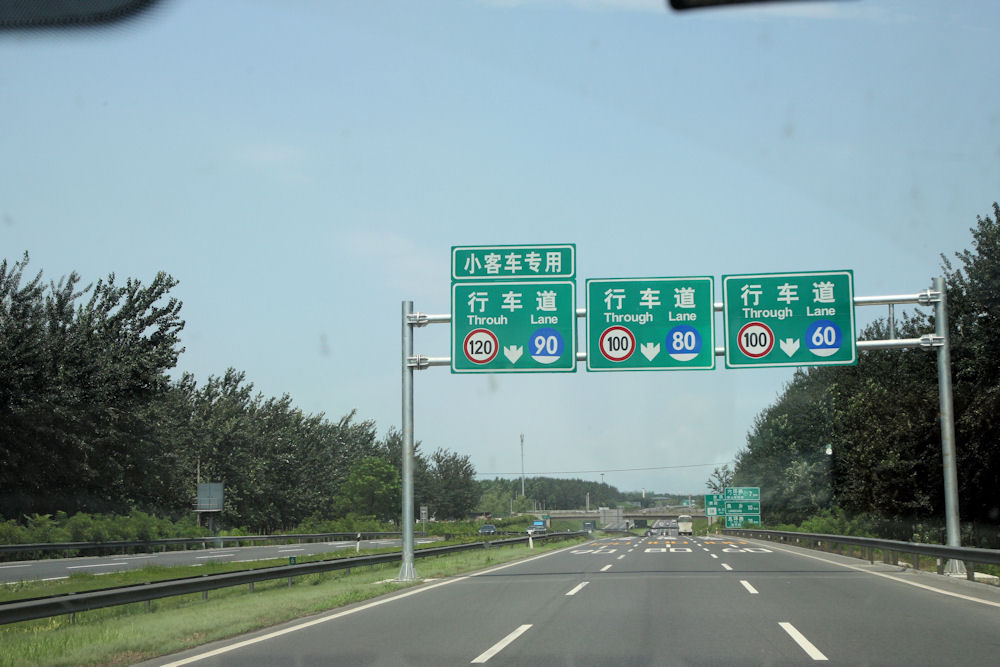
(526, 526, 547, 536)
(478, 524, 497, 536)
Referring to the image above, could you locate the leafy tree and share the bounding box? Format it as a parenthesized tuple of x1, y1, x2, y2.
(706, 465, 734, 494)
(336, 457, 401, 522)
(428, 449, 477, 520)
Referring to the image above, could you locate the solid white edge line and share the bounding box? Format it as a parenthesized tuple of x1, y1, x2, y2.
(471, 624, 533, 663)
(779, 622, 828, 661)
(566, 582, 589, 596)
(160, 541, 581, 666)
(721, 563, 733, 571)
(740, 579, 759, 594)
(761, 541, 1000, 609)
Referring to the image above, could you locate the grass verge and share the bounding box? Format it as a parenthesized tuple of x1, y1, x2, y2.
(0, 536, 587, 666)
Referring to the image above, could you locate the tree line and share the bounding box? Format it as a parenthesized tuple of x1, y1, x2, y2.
(727, 204, 1000, 539)
(0, 253, 477, 532)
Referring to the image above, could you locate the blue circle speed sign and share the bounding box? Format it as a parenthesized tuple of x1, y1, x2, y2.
(529, 327, 564, 365)
(666, 325, 702, 362)
(805, 320, 842, 357)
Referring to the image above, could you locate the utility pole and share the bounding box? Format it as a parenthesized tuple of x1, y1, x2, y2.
(520, 433, 525, 497)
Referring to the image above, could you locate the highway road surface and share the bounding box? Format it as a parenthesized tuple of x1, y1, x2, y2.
(142, 534, 1000, 666)
(0, 537, 440, 583)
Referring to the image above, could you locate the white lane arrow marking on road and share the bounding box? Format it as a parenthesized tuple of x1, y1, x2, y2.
(640, 342, 660, 361)
(503, 345, 522, 364)
(779, 338, 800, 357)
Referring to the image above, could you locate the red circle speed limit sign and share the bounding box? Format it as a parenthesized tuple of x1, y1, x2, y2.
(737, 321, 774, 358)
(463, 328, 498, 364)
(599, 325, 636, 362)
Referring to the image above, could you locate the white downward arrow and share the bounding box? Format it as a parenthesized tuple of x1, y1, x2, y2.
(779, 338, 800, 357)
(504, 345, 523, 364)
(640, 342, 660, 361)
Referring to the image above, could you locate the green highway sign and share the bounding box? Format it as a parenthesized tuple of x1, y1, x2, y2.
(705, 493, 725, 517)
(452, 244, 575, 281)
(451, 244, 577, 374)
(451, 280, 576, 373)
(724, 487, 760, 501)
(724, 500, 760, 515)
(725, 514, 761, 528)
(723, 270, 856, 369)
(585, 277, 715, 371)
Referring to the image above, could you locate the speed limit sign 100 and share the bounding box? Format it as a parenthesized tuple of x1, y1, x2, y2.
(736, 321, 773, 359)
(599, 325, 635, 362)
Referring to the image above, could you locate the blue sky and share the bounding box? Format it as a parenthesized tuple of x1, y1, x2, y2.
(3, 0, 998, 495)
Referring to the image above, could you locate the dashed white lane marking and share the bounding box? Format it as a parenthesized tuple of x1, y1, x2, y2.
(277, 548, 305, 553)
(67, 563, 117, 569)
(160, 541, 581, 666)
(196, 553, 236, 559)
(0, 564, 30, 569)
(721, 563, 733, 571)
(566, 582, 589, 596)
(740, 580, 759, 594)
(710, 554, 719, 559)
(780, 622, 828, 661)
(471, 624, 533, 663)
(617, 555, 625, 560)
(600, 564, 613, 572)
(41, 576, 68, 581)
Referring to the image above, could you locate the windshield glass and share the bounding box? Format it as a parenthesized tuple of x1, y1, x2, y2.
(2, 1, 999, 665)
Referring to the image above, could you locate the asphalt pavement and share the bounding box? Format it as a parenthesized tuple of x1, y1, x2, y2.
(141, 533, 1000, 666)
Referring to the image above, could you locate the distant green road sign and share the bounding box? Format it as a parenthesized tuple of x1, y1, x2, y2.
(585, 276, 715, 371)
(724, 501, 760, 515)
(705, 493, 724, 517)
(725, 514, 761, 528)
(723, 270, 856, 369)
(724, 487, 760, 501)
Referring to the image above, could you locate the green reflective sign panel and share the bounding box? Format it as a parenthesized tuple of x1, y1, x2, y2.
(724, 487, 760, 501)
(725, 514, 761, 528)
(451, 280, 576, 373)
(585, 277, 715, 371)
(452, 245, 575, 281)
(705, 493, 725, 517)
(723, 271, 856, 368)
(724, 501, 760, 515)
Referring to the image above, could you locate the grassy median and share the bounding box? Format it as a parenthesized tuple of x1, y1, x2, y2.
(0, 536, 587, 667)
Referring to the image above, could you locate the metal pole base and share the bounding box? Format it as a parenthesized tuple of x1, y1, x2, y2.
(396, 562, 419, 582)
(943, 559, 967, 576)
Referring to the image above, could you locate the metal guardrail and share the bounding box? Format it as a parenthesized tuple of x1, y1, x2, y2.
(725, 529, 1000, 580)
(0, 531, 585, 625)
(0, 532, 422, 557)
